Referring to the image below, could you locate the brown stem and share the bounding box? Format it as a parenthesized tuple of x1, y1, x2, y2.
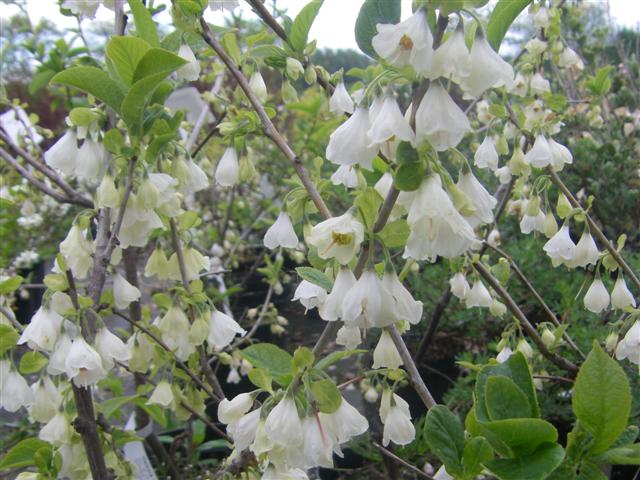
(373, 442, 434, 479)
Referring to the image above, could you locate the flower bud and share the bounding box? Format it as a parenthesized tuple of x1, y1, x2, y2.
(286, 57, 304, 79)
(605, 332, 619, 352)
(542, 328, 556, 348)
(215, 147, 240, 187)
(96, 175, 119, 208)
(543, 211, 558, 238)
(517, 339, 534, 359)
(556, 193, 572, 219)
(304, 64, 317, 84)
(249, 71, 267, 103)
(281, 80, 298, 103)
(489, 299, 507, 317)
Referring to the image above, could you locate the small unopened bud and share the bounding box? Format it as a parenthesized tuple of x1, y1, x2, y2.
(281, 80, 298, 103)
(556, 193, 572, 219)
(489, 299, 507, 317)
(217, 352, 232, 365)
(541, 328, 556, 348)
(270, 324, 285, 335)
(543, 211, 558, 238)
(364, 386, 379, 403)
(247, 308, 258, 320)
(605, 332, 619, 352)
(285, 57, 304, 80)
(304, 64, 317, 84)
(517, 339, 534, 359)
(276, 315, 288, 326)
(249, 71, 268, 104)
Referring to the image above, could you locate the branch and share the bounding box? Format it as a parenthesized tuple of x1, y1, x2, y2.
(373, 442, 434, 480)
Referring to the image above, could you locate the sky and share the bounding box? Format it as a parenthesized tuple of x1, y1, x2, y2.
(1, 0, 639, 51)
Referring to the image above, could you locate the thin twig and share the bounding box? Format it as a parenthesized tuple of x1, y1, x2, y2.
(373, 442, 434, 480)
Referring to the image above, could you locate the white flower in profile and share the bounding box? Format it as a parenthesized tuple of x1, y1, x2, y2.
(60, 224, 95, 279)
(61, 0, 99, 19)
(307, 210, 365, 265)
(94, 327, 131, 370)
(474, 136, 499, 170)
(330, 165, 359, 188)
(496, 346, 513, 363)
(227, 407, 261, 452)
(301, 416, 335, 468)
(530, 73, 551, 95)
(456, 170, 497, 227)
(176, 44, 200, 82)
(47, 334, 72, 376)
(167, 247, 210, 282)
(611, 276, 636, 309)
(615, 320, 640, 365)
(326, 107, 378, 170)
(112, 272, 141, 310)
(380, 390, 415, 446)
(64, 337, 106, 387)
(292, 280, 328, 311)
(144, 248, 171, 279)
(0, 364, 32, 412)
(218, 392, 254, 425)
(559, 47, 584, 70)
(29, 377, 61, 423)
(335, 325, 362, 349)
(147, 380, 174, 407)
(543, 224, 576, 264)
(96, 174, 119, 208)
(265, 395, 303, 447)
(319, 268, 356, 321)
(367, 96, 414, 146)
(584, 277, 610, 313)
(183, 158, 209, 192)
(520, 211, 546, 235)
(510, 72, 528, 96)
(249, 71, 268, 104)
(39, 411, 72, 445)
(449, 272, 470, 300)
(208, 309, 246, 350)
(517, 339, 534, 359)
(44, 130, 78, 176)
(342, 269, 396, 329)
(17, 306, 63, 351)
(568, 230, 599, 268)
(372, 9, 433, 73)
(434, 465, 455, 480)
(461, 33, 514, 97)
(215, 147, 240, 187)
(429, 28, 470, 80)
(329, 81, 354, 115)
(117, 194, 164, 248)
(382, 268, 423, 325)
(372, 330, 403, 369)
(415, 82, 471, 151)
(264, 212, 298, 250)
(76, 139, 107, 184)
(320, 396, 369, 444)
(548, 138, 573, 170)
(524, 135, 553, 168)
(465, 280, 493, 308)
(157, 306, 194, 360)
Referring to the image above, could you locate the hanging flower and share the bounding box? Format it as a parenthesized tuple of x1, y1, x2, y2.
(326, 107, 378, 170)
(176, 44, 200, 82)
(319, 268, 357, 321)
(548, 138, 573, 170)
(301, 415, 335, 468)
(372, 330, 403, 369)
(292, 280, 327, 311)
(39, 411, 72, 446)
(474, 136, 500, 170)
(382, 268, 423, 325)
(524, 135, 553, 168)
(112, 272, 141, 310)
(320, 396, 368, 444)
(342, 269, 396, 329)
(465, 280, 493, 308)
(456, 170, 497, 227)
(17, 306, 63, 351)
(47, 334, 72, 376)
(64, 337, 106, 388)
(208, 309, 246, 350)
(307, 210, 365, 265)
(330, 165, 359, 188)
(144, 248, 171, 279)
(529, 73, 551, 94)
(44, 130, 78, 176)
(265, 396, 303, 447)
(96, 174, 119, 208)
(147, 380, 174, 407)
(157, 306, 195, 360)
(584, 277, 610, 313)
(215, 147, 240, 187)
(29, 377, 61, 423)
(249, 71, 268, 104)
(380, 390, 415, 446)
(496, 346, 513, 363)
(460, 33, 514, 97)
(449, 273, 470, 300)
(429, 28, 470, 80)
(329, 82, 354, 115)
(415, 83, 471, 151)
(615, 321, 640, 365)
(60, 224, 95, 279)
(0, 363, 33, 412)
(264, 212, 298, 250)
(218, 392, 255, 425)
(94, 327, 131, 370)
(336, 325, 362, 349)
(366, 96, 414, 147)
(543, 225, 576, 264)
(611, 276, 636, 309)
(568, 230, 599, 268)
(76, 139, 107, 184)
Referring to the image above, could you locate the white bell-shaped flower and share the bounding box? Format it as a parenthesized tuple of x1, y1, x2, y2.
(329, 81, 354, 115)
(474, 136, 499, 170)
(208, 309, 246, 350)
(17, 306, 63, 351)
(117, 194, 165, 248)
(39, 411, 72, 445)
(449, 272, 470, 300)
(0, 365, 32, 412)
(548, 138, 573, 170)
(530, 73, 551, 94)
(301, 415, 335, 468)
(460, 34, 514, 97)
(382, 268, 423, 324)
(319, 268, 356, 321)
(336, 325, 362, 349)
(265, 396, 303, 447)
(218, 392, 254, 425)
(372, 330, 403, 369)
(76, 139, 107, 183)
(307, 210, 365, 265)
(96, 174, 119, 208)
(510, 72, 528, 96)
(249, 71, 268, 104)
(167, 247, 210, 282)
(326, 107, 378, 170)
(568, 230, 599, 268)
(320, 396, 368, 445)
(415, 82, 471, 151)
(559, 47, 584, 70)
(60, 224, 95, 279)
(342, 269, 396, 329)
(227, 407, 261, 452)
(456, 170, 497, 227)
(611, 276, 636, 309)
(292, 280, 327, 311)
(144, 248, 171, 279)
(64, 337, 106, 387)
(94, 327, 131, 370)
(465, 280, 493, 308)
(380, 390, 415, 446)
(29, 377, 61, 423)
(524, 135, 553, 168)
(44, 130, 78, 176)
(615, 320, 640, 365)
(330, 165, 359, 188)
(496, 346, 513, 363)
(520, 211, 546, 235)
(367, 96, 414, 147)
(147, 380, 174, 407)
(215, 147, 240, 187)
(50, 291, 73, 316)
(157, 306, 195, 360)
(543, 225, 576, 263)
(176, 44, 200, 82)
(517, 339, 534, 359)
(584, 277, 610, 313)
(429, 28, 470, 80)
(112, 272, 141, 310)
(47, 334, 72, 376)
(264, 212, 298, 250)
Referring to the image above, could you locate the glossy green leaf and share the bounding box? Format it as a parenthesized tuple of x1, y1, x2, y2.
(128, 0, 160, 47)
(106, 36, 151, 85)
(486, 0, 532, 50)
(0, 438, 50, 470)
(248, 368, 273, 391)
(0, 275, 22, 294)
(240, 343, 293, 386)
(315, 349, 367, 370)
(131, 48, 187, 83)
(289, 0, 324, 53)
(295, 266, 333, 291)
(19, 351, 48, 374)
(51, 66, 125, 113)
(485, 376, 532, 421)
(592, 444, 640, 465)
(480, 418, 558, 457)
(355, 187, 383, 230)
(425, 405, 465, 475)
(485, 442, 564, 480)
(310, 379, 342, 414)
(463, 436, 494, 479)
(572, 342, 631, 454)
(355, 0, 401, 57)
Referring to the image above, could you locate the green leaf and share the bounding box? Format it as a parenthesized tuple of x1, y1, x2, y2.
(592, 444, 640, 465)
(51, 66, 126, 113)
(572, 343, 631, 454)
(221, 32, 242, 65)
(425, 405, 465, 475)
(463, 436, 494, 479)
(289, 0, 324, 53)
(29, 69, 57, 94)
(69, 107, 100, 126)
(101, 395, 138, 419)
(486, 0, 532, 50)
(0, 275, 22, 294)
(121, 73, 172, 134)
(292, 346, 315, 371)
(310, 379, 342, 414)
(240, 343, 293, 386)
(103, 128, 126, 154)
(132, 48, 187, 83)
(315, 349, 367, 370)
(612, 426, 639, 448)
(128, 0, 160, 47)
(355, 187, 383, 230)
(0, 438, 50, 470)
(0, 325, 19, 355)
(485, 442, 564, 480)
(585, 66, 614, 96)
(133, 398, 167, 428)
(480, 418, 558, 457)
(475, 352, 539, 422)
(394, 142, 425, 191)
(485, 376, 532, 421)
(248, 368, 273, 391)
(355, 0, 401, 57)
(295, 266, 333, 291)
(44, 273, 69, 291)
(378, 218, 409, 248)
(106, 36, 151, 85)
(19, 351, 48, 374)
(33, 445, 54, 474)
